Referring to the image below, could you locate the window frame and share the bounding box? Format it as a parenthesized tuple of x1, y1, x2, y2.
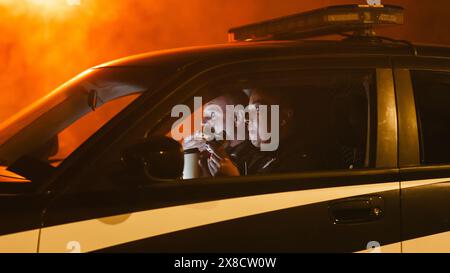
(145, 57, 393, 167)
(154, 68, 377, 171)
(50, 55, 397, 194)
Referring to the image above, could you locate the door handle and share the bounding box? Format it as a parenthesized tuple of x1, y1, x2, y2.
(329, 196, 384, 224)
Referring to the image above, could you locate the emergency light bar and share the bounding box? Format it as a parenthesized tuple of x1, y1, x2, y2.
(228, 4, 404, 42)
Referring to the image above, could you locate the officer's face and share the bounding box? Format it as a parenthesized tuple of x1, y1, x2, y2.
(248, 91, 277, 148)
(247, 105, 261, 148)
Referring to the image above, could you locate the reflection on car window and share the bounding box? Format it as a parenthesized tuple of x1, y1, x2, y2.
(162, 69, 375, 180)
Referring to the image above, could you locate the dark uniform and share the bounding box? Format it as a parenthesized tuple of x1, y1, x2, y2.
(225, 140, 258, 176)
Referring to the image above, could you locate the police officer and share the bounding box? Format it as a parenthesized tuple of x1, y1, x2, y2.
(183, 91, 255, 177)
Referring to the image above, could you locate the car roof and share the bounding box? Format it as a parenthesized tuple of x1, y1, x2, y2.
(96, 40, 450, 69)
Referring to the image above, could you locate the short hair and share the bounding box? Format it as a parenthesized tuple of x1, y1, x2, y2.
(207, 90, 249, 108)
(222, 90, 249, 106)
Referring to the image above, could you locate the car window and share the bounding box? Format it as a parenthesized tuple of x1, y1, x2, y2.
(159, 69, 375, 180)
(0, 67, 167, 179)
(64, 68, 376, 193)
(49, 94, 140, 167)
(412, 70, 450, 165)
(0, 94, 139, 184)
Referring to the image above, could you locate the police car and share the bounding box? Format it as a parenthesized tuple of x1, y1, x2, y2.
(0, 4, 449, 253)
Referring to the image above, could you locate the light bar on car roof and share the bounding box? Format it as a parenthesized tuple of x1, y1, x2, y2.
(228, 4, 404, 42)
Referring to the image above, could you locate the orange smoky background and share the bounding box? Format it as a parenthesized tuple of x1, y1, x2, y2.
(1, 0, 450, 122)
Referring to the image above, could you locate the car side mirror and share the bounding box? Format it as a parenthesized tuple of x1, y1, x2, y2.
(121, 136, 184, 181)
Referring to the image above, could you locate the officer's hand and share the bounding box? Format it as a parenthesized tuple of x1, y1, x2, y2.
(206, 143, 240, 177)
(198, 151, 213, 177)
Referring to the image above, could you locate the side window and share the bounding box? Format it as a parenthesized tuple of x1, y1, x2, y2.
(412, 70, 450, 165)
(65, 68, 376, 193)
(49, 94, 139, 167)
(157, 69, 376, 179)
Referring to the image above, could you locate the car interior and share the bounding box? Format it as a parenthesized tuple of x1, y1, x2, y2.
(158, 69, 374, 179)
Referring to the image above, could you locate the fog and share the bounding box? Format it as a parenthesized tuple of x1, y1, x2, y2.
(1, 0, 449, 121)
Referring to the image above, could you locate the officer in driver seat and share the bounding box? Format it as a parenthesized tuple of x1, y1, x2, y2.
(183, 91, 256, 177)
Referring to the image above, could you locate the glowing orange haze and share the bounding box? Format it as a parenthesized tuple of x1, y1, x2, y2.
(1, 0, 449, 122)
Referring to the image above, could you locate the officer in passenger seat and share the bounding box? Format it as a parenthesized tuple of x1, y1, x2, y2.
(205, 87, 320, 176)
(244, 87, 319, 175)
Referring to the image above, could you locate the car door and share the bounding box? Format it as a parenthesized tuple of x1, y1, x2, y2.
(38, 55, 401, 253)
(393, 58, 450, 252)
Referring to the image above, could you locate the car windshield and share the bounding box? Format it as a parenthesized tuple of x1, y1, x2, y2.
(0, 66, 166, 182)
